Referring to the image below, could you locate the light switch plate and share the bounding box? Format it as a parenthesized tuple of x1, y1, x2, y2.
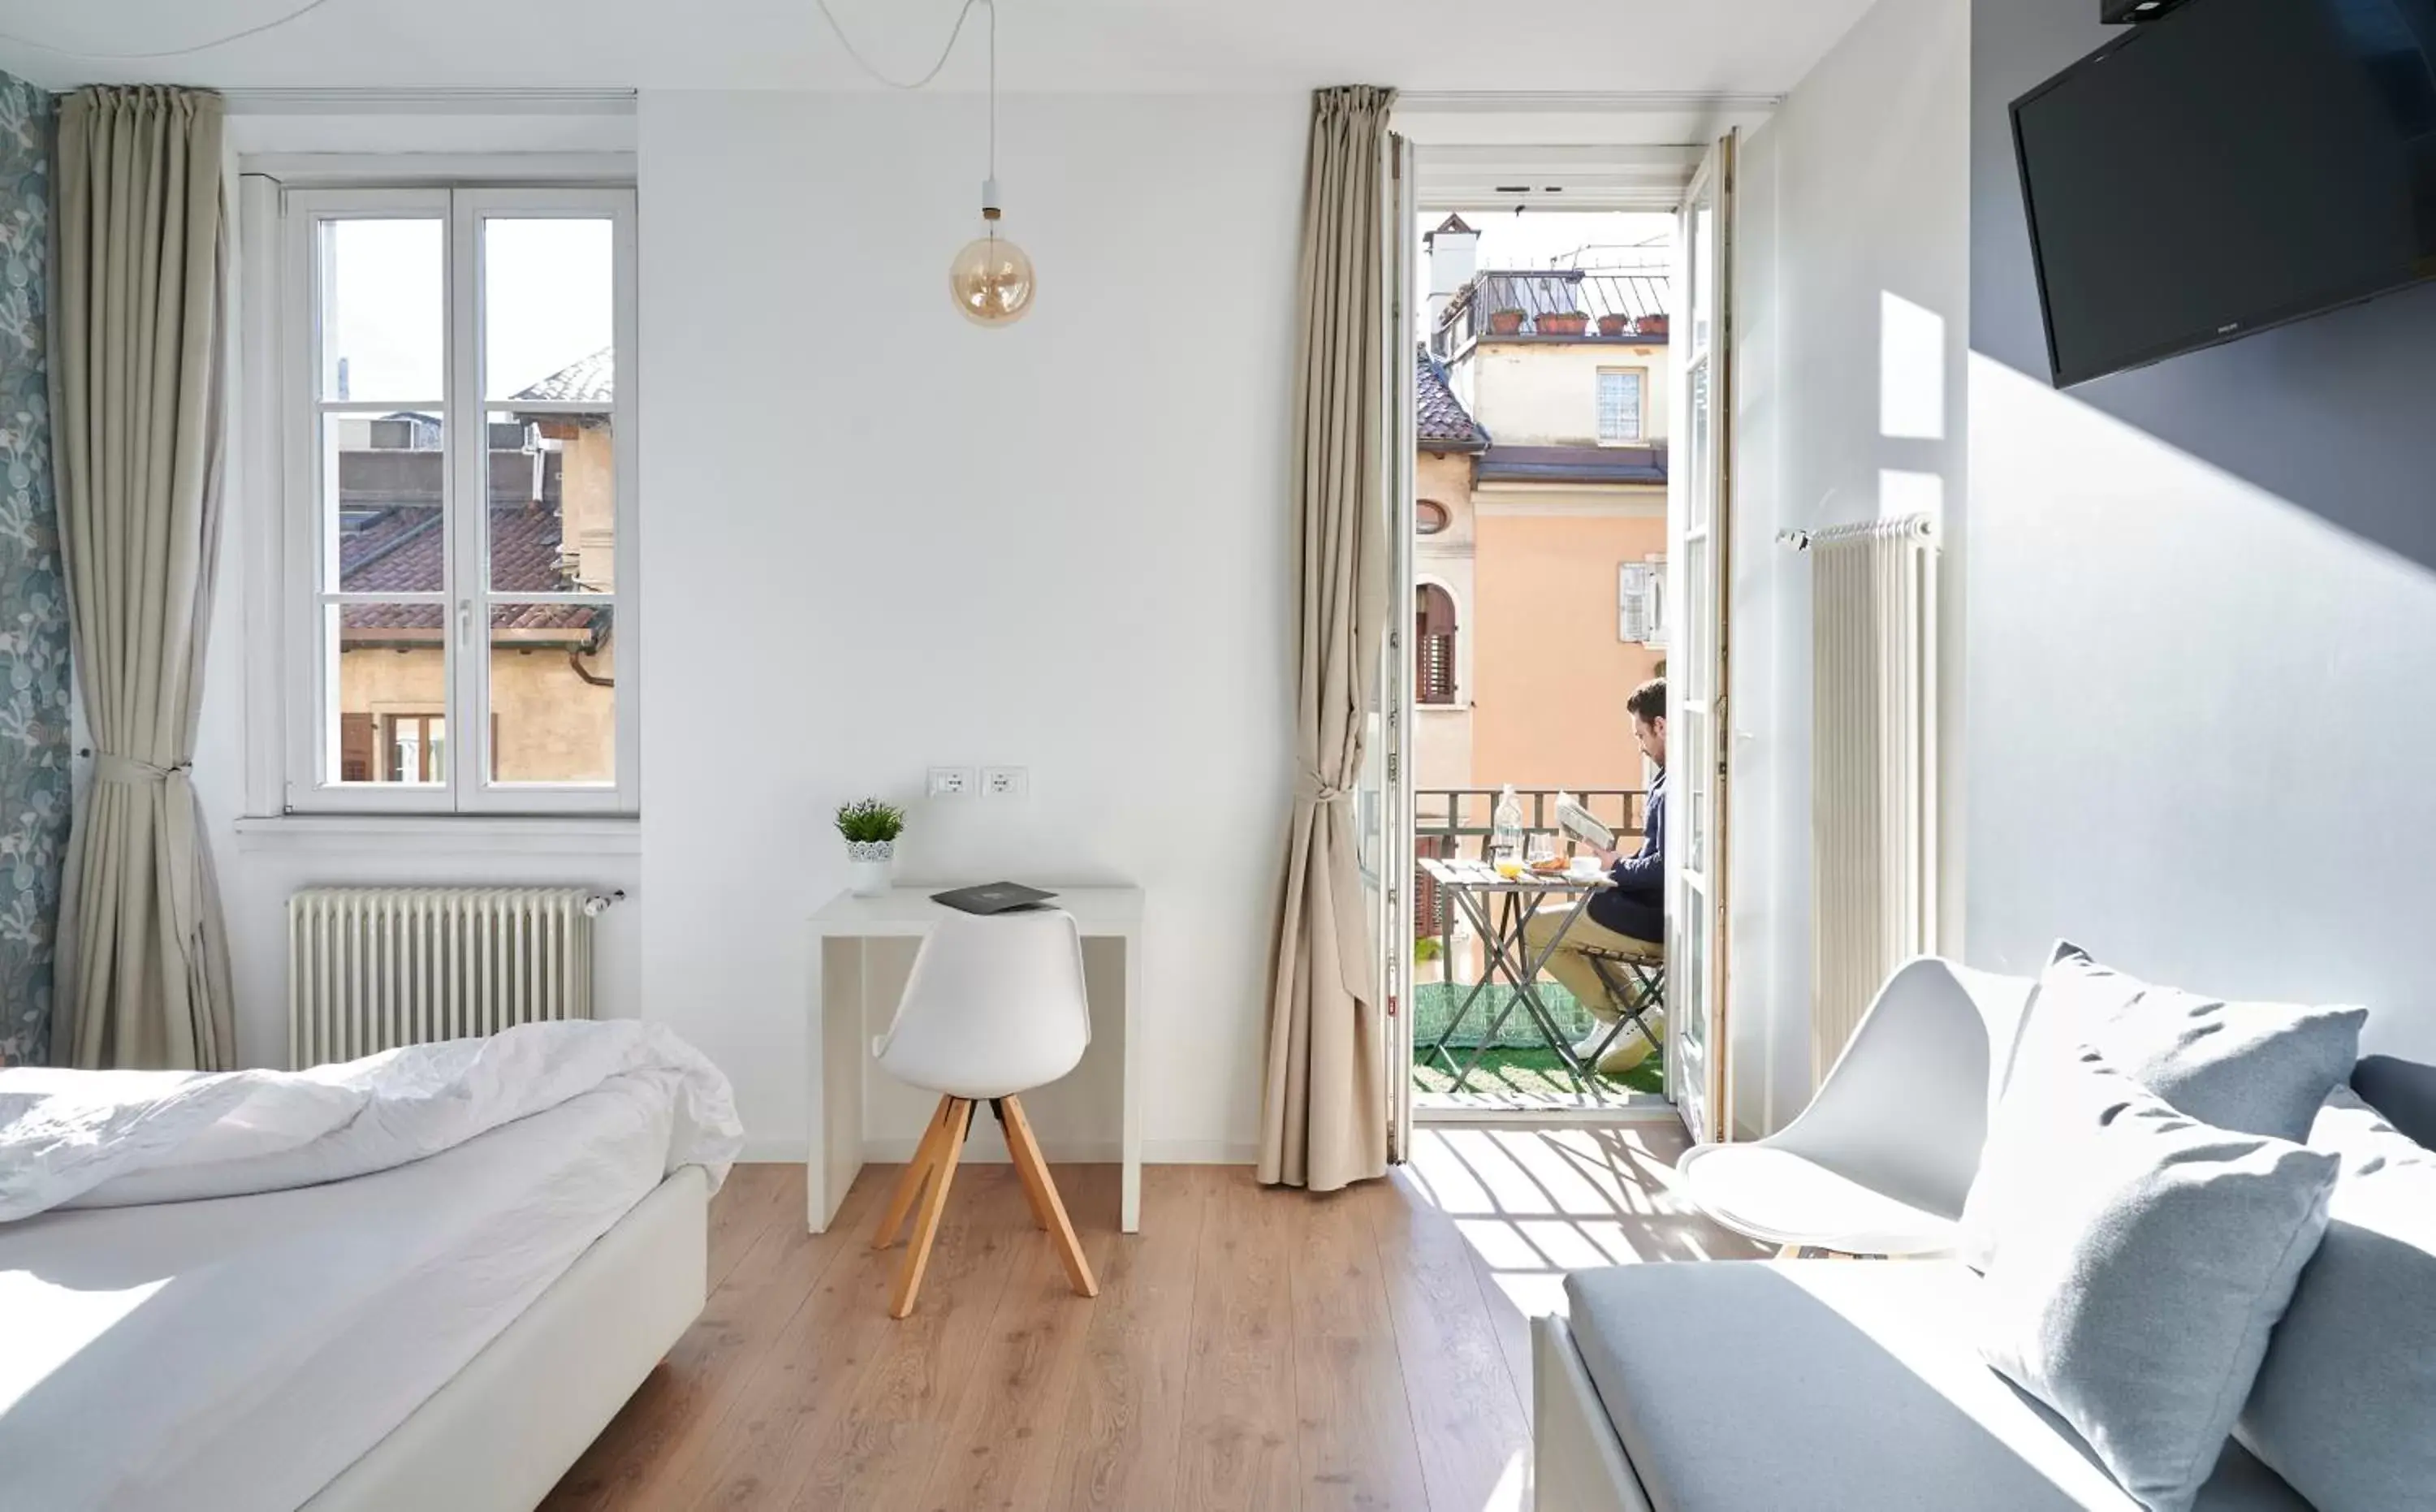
(927, 766, 975, 798)
(981, 766, 1029, 799)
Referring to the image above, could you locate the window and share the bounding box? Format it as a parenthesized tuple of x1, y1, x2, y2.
(1416, 499, 1451, 536)
(282, 187, 636, 814)
(1597, 368, 1645, 443)
(1417, 584, 1460, 705)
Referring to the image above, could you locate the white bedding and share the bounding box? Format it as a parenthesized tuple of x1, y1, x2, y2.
(0, 1077, 687, 1512)
(0, 1020, 739, 1220)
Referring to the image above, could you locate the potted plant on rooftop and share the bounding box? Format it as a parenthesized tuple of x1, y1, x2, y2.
(836, 798, 906, 897)
(1597, 312, 1631, 337)
(1536, 309, 1589, 336)
(1486, 306, 1527, 335)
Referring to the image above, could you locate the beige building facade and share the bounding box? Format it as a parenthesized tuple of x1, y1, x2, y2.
(333, 352, 617, 788)
(1414, 221, 1671, 805)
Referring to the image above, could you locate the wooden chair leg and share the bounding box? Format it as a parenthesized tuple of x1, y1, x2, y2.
(874, 1095, 956, 1251)
(890, 1098, 970, 1319)
(1001, 1095, 1098, 1298)
(994, 1099, 1052, 1231)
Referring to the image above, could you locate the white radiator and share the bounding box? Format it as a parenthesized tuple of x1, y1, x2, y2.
(287, 887, 600, 1069)
(1808, 514, 1939, 1086)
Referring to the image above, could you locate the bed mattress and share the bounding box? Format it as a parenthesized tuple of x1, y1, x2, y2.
(0, 1074, 681, 1512)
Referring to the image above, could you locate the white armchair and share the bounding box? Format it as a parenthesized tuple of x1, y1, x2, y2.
(1677, 957, 2036, 1255)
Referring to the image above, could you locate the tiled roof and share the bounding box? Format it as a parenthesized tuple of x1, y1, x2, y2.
(1476, 444, 1668, 486)
(1417, 346, 1488, 452)
(339, 504, 602, 641)
(509, 348, 614, 404)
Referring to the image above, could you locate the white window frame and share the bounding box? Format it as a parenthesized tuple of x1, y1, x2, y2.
(276, 184, 638, 816)
(1596, 365, 1647, 444)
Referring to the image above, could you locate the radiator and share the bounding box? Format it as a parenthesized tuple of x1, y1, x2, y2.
(287, 887, 599, 1069)
(1809, 514, 1939, 1086)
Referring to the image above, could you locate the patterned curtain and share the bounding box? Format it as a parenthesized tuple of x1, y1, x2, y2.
(0, 76, 67, 1067)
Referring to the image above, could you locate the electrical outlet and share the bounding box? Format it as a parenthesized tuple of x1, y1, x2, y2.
(927, 766, 976, 798)
(981, 766, 1030, 799)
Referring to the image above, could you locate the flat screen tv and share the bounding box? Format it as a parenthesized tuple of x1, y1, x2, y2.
(2012, 0, 2436, 387)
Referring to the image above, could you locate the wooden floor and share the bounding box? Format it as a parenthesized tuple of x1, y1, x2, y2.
(542, 1125, 1762, 1512)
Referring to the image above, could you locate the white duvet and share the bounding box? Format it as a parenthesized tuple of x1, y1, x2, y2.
(0, 1020, 742, 1222)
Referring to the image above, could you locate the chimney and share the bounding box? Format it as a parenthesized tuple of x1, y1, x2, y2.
(1424, 214, 1479, 340)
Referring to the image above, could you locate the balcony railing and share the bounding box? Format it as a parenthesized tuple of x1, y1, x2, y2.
(1414, 786, 1646, 942)
(1410, 786, 1655, 1101)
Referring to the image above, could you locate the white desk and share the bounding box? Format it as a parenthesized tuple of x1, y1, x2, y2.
(806, 886, 1146, 1234)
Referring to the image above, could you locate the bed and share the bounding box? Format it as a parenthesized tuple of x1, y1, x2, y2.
(0, 1022, 740, 1512)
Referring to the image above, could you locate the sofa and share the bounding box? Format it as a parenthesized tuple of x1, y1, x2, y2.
(1533, 954, 2436, 1512)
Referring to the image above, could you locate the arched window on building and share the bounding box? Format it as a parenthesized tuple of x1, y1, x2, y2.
(1417, 583, 1459, 706)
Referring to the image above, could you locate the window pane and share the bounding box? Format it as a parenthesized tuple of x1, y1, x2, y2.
(325, 412, 445, 593)
(1598, 371, 1643, 442)
(318, 218, 443, 403)
(487, 602, 615, 786)
(329, 603, 447, 784)
(486, 409, 614, 593)
(483, 218, 615, 404)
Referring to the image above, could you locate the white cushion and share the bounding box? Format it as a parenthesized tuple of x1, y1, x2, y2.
(1963, 1052, 2337, 1512)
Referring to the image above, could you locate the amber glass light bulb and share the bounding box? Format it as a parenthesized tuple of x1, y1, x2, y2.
(949, 205, 1034, 326)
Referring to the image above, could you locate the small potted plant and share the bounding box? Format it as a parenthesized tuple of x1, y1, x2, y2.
(836, 798, 906, 897)
(1634, 313, 1670, 339)
(1486, 306, 1527, 335)
(1536, 309, 1589, 336)
(1597, 312, 1631, 337)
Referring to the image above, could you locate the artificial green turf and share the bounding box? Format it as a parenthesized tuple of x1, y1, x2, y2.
(1411, 1044, 1665, 1100)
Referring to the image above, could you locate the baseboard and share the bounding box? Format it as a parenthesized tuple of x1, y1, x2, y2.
(736, 1138, 1259, 1166)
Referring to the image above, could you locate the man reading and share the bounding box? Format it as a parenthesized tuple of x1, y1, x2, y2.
(1524, 677, 1666, 1075)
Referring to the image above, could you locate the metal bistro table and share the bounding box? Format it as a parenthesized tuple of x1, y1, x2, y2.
(1419, 857, 1649, 1098)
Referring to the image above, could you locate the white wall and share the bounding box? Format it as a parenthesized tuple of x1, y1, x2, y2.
(1727, 0, 1971, 1135)
(1968, 0, 2436, 1065)
(637, 91, 1304, 1157)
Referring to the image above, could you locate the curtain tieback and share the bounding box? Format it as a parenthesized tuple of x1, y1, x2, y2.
(1295, 768, 1355, 806)
(93, 754, 189, 786)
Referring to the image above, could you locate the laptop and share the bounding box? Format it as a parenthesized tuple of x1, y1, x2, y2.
(930, 881, 1060, 916)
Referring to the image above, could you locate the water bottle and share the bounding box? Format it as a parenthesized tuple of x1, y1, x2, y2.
(1490, 784, 1525, 871)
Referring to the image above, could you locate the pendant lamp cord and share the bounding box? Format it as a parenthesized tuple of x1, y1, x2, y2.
(817, 0, 996, 179)
(817, 0, 992, 111)
(0, 0, 345, 58)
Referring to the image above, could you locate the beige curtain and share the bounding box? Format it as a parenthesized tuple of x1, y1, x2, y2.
(1258, 85, 1394, 1192)
(49, 87, 235, 1070)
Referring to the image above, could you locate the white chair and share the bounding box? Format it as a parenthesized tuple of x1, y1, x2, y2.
(869, 908, 1099, 1318)
(1677, 957, 2036, 1256)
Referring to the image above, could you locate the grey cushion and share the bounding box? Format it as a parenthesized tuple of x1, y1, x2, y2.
(1962, 1051, 2337, 1512)
(2021, 942, 2367, 1144)
(2236, 1086, 2436, 1512)
(1561, 1260, 2310, 1512)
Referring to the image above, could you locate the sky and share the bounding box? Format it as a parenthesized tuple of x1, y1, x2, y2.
(1430, 208, 1672, 273)
(322, 218, 614, 406)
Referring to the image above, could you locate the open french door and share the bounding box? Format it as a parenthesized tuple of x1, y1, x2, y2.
(1380, 133, 1419, 1164)
(1665, 133, 1735, 1146)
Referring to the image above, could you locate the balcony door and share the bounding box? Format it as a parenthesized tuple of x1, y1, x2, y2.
(1379, 135, 1419, 1162)
(1665, 134, 1736, 1146)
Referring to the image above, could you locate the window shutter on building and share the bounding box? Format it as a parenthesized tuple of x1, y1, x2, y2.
(1416, 585, 1459, 705)
(340, 713, 377, 783)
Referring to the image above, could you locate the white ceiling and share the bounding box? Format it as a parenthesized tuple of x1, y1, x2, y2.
(0, 0, 1877, 96)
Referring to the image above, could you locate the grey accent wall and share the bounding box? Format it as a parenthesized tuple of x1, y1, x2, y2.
(1968, 0, 2436, 1060)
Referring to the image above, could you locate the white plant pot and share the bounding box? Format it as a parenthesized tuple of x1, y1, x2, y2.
(846, 840, 896, 897)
